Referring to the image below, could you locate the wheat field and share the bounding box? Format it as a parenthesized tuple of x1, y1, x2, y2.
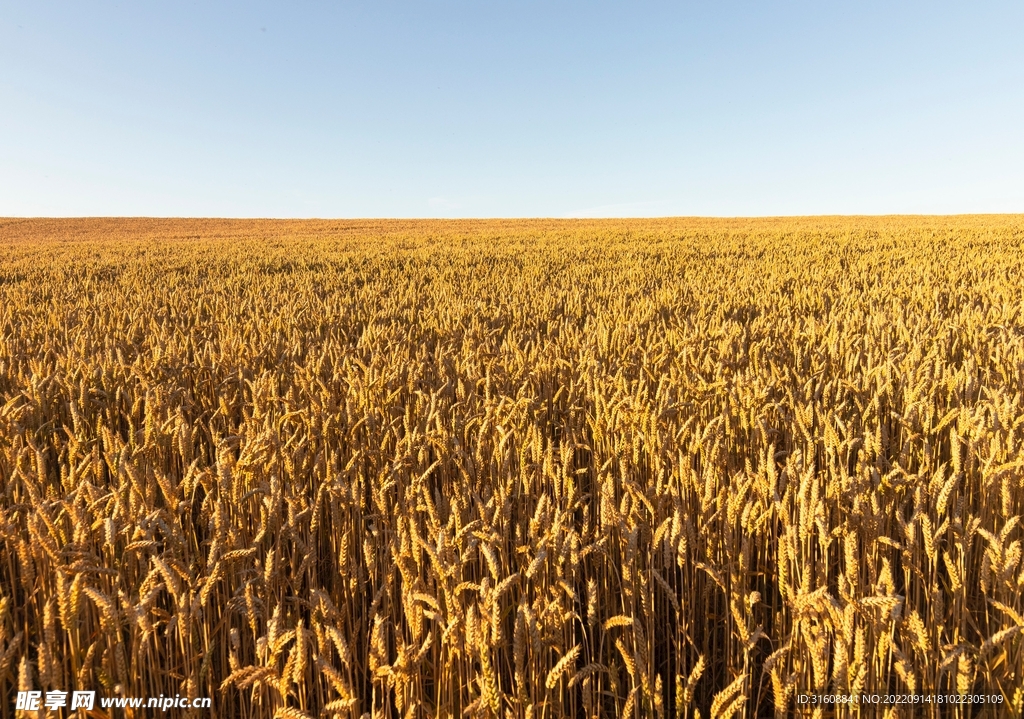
(1, 216, 1022, 718)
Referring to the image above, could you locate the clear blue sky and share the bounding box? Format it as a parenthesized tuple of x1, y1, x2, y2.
(2, 2, 1022, 217)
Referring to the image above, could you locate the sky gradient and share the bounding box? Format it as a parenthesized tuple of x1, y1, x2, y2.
(2, 1, 1022, 217)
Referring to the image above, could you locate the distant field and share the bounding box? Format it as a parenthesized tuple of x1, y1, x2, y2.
(1, 216, 1023, 718)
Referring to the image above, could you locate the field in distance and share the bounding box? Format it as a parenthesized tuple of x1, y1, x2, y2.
(1, 216, 1022, 718)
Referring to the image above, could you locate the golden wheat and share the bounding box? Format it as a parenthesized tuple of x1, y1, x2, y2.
(0, 216, 1022, 717)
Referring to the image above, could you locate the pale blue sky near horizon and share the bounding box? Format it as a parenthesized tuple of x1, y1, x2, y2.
(1, 1, 1022, 218)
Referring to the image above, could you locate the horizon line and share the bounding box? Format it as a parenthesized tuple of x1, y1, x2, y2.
(3, 212, 1023, 222)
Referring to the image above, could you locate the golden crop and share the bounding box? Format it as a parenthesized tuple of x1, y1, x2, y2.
(1, 216, 1022, 718)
